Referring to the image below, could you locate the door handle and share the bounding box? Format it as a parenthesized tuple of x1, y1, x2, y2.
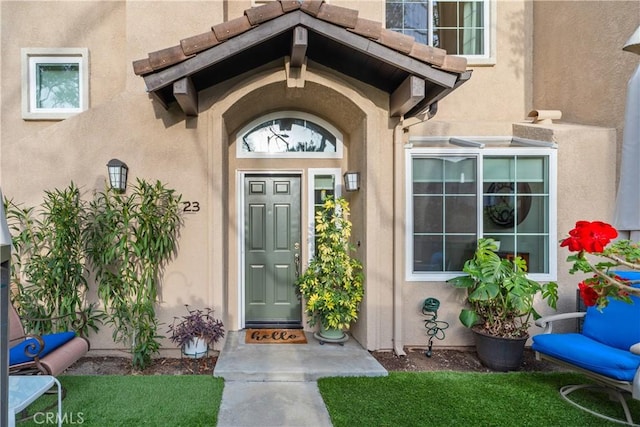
(294, 253, 300, 278)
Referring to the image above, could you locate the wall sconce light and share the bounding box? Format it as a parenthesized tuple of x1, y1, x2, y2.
(343, 171, 360, 192)
(107, 159, 128, 192)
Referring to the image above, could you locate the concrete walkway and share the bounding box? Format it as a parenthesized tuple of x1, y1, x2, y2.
(214, 330, 387, 427)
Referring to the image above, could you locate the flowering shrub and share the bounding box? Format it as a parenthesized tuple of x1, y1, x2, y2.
(561, 220, 640, 308)
(296, 196, 364, 330)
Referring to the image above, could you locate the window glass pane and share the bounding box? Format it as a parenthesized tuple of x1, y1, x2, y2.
(386, 1, 429, 44)
(444, 235, 476, 271)
(405, 29, 428, 45)
(459, 1, 484, 55)
(430, 0, 486, 55)
(484, 157, 514, 181)
(435, 1, 459, 27)
(242, 118, 337, 153)
(414, 235, 443, 271)
(414, 157, 443, 182)
(445, 196, 476, 233)
(314, 175, 335, 205)
(445, 157, 475, 182)
(412, 156, 477, 272)
(313, 174, 336, 256)
(387, 0, 485, 56)
(516, 195, 547, 234)
(483, 156, 549, 274)
(385, 2, 404, 30)
(414, 196, 443, 233)
(517, 157, 545, 182)
(35, 63, 80, 109)
(517, 235, 548, 273)
(404, 2, 428, 31)
(459, 28, 484, 55)
(433, 28, 458, 53)
(410, 148, 552, 278)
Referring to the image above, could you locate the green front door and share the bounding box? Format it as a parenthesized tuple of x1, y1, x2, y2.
(244, 175, 302, 328)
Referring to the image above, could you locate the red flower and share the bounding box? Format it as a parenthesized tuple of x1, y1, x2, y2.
(560, 221, 618, 253)
(578, 281, 600, 306)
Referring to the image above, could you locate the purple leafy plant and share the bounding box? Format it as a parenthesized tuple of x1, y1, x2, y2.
(167, 305, 225, 349)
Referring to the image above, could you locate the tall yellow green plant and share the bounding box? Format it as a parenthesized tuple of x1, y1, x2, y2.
(296, 196, 364, 330)
(85, 179, 182, 369)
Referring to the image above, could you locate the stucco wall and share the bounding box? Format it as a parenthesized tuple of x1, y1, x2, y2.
(0, 0, 628, 355)
(1, 1, 127, 153)
(532, 0, 640, 177)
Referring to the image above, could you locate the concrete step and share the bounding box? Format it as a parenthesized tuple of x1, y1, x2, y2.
(213, 331, 388, 382)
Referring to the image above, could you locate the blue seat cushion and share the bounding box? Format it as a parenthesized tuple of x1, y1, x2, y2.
(9, 331, 77, 366)
(532, 333, 640, 382)
(581, 280, 640, 351)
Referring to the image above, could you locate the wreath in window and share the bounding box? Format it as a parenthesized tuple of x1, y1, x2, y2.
(485, 182, 532, 227)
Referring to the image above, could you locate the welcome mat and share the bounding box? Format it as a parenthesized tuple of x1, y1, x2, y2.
(245, 329, 307, 344)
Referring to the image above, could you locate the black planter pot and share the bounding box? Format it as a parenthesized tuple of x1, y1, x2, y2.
(472, 329, 528, 372)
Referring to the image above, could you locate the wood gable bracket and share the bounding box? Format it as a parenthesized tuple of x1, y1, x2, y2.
(390, 75, 425, 117)
(290, 26, 308, 67)
(285, 26, 308, 88)
(173, 77, 198, 116)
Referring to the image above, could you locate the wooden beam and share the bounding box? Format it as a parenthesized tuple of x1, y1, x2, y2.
(173, 77, 198, 116)
(285, 56, 307, 88)
(390, 76, 425, 117)
(290, 27, 308, 68)
(405, 70, 472, 119)
(149, 91, 169, 110)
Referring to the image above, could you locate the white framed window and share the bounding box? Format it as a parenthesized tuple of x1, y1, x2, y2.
(307, 168, 343, 259)
(21, 48, 89, 120)
(385, 0, 495, 64)
(237, 111, 343, 159)
(405, 137, 557, 282)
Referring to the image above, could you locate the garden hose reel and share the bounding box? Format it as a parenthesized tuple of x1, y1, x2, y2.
(422, 298, 449, 357)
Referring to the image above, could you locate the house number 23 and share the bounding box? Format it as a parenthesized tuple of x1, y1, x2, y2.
(182, 201, 200, 213)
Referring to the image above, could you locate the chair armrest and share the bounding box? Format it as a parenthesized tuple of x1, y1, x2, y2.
(535, 312, 586, 334)
(23, 334, 46, 359)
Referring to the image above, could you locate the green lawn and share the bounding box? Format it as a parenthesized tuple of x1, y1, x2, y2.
(319, 372, 640, 427)
(19, 375, 223, 427)
(16, 372, 640, 426)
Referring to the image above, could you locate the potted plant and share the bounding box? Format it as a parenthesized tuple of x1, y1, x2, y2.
(448, 238, 558, 371)
(296, 196, 364, 342)
(167, 305, 225, 358)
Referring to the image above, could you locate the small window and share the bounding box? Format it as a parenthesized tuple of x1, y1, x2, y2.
(307, 169, 342, 258)
(22, 48, 89, 120)
(237, 112, 343, 158)
(385, 0, 492, 62)
(406, 138, 557, 282)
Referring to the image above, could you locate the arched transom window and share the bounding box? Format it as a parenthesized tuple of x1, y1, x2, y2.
(237, 112, 343, 158)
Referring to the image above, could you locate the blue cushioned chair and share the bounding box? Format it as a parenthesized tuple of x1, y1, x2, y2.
(532, 271, 640, 426)
(8, 302, 90, 376)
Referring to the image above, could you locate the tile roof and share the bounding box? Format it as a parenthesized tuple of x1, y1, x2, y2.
(132, 0, 471, 118)
(133, 0, 467, 77)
